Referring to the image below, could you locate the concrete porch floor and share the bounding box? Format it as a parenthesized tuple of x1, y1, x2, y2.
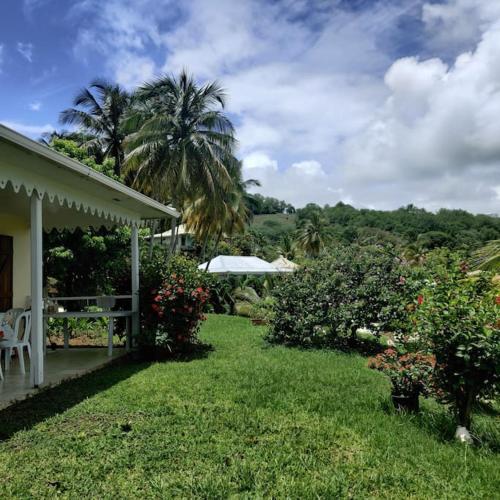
(0, 348, 127, 410)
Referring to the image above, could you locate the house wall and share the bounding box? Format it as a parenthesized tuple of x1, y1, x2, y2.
(0, 214, 30, 308)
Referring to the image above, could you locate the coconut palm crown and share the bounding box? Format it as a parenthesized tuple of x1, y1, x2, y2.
(124, 71, 236, 206)
(59, 79, 131, 177)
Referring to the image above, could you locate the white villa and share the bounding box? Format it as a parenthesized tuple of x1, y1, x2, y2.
(0, 124, 178, 404)
(152, 223, 195, 252)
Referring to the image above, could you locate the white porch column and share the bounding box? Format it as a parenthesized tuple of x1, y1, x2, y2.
(30, 191, 44, 387)
(131, 225, 140, 344)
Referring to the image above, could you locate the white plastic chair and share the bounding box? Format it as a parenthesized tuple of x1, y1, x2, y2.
(3, 311, 32, 374)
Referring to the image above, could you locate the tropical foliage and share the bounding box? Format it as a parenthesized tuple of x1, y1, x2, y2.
(412, 256, 500, 430)
(267, 245, 405, 348)
(124, 71, 235, 206)
(60, 79, 130, 176)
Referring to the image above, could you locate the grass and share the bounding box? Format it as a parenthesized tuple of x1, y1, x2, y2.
(0, 315, 498, 498)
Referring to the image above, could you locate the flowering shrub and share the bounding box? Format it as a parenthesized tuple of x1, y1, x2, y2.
(267, 245, 406, 349)
(412, 254, 500, 431)
(151, 276, 209, 345)
(140, 255, 212, 354)
(368, 349, 435, 397)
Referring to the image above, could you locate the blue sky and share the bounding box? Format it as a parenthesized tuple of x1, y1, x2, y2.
(1, 0, 499, 213)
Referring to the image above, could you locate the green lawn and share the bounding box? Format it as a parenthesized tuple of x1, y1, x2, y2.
(0, 315, 498, 498)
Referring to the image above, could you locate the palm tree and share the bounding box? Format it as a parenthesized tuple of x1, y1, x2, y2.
(124, 71, 236, 207)
(60, 79, 131, 177)
(278, 234, 296, 260)
(184, 159, 255, 261)
(295, 212, 329, 258)
(471, 240, 500, 271)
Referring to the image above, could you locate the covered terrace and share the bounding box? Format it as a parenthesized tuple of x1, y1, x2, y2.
(0, 124, 178, 404)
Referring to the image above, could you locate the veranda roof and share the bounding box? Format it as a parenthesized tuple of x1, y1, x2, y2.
(271, 255, 299, 272)
(153, 223, 191, 239)
(199, 255, 281, 275)
(0, 124, 179, 230)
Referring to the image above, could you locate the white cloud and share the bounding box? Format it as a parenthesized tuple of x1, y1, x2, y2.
(17, 42, 33, 62)
(342, 17, 500, 213)
(112, 52, 156, 89)
(243, 151, 278, 172)
(291, 160, 325, 177)
(29, 101, 42, 111)
(422, 0, 500, 52)
(1, 120, 54, 137)
(242, 153, 342, 207)
(67, 0, 500, 212)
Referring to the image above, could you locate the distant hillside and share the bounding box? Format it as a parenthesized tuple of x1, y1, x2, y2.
(247, 214, 297, 244)
(245, 203, 500, 252)
(251, 213, 297, 231)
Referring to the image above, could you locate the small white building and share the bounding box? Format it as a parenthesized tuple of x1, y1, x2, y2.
(152, 224, 195, 252)
(0, 124, 179, 391)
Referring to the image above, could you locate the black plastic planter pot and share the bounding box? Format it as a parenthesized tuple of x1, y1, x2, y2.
(391, 392, 419, 412)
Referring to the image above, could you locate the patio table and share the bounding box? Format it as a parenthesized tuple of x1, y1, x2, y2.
(43, 310, 133, 356)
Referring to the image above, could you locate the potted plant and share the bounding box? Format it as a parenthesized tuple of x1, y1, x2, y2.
(369, 348, 434, 412)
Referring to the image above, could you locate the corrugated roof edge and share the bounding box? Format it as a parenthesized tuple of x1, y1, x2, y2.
(0, 124, 180, 219)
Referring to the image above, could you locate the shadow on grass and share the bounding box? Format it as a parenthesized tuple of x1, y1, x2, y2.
(134, 341, 214, 363)
(0, 344, 214, 442)
(0, 357, 151, 442)
(380, 398, 500, 451)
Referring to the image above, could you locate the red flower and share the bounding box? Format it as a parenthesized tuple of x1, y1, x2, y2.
(495, 296, 500, 305)
(154, 295, 162, 302)
(0, 330, 4, 339)
(151, 303, 159, 312)
(177, 288, 184, 294)
(417, 295, 424, 305)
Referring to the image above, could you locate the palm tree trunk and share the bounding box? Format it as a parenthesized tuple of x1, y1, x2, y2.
(114, 150, 122, 178)
(201, 233, 209, 261)
(167, 217, 178, 260)
(171, 224, 181, 254)
(205, 227, 223, 271)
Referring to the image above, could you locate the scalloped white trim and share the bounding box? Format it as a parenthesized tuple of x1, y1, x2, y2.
(0, 178, 144, 230)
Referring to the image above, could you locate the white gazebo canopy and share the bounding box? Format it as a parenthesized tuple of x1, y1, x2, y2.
(271, 255, 299, 272)
(199, 255, 281, 275)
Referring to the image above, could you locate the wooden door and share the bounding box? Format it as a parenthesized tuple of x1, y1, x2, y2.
(0, 235, 13, 311)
